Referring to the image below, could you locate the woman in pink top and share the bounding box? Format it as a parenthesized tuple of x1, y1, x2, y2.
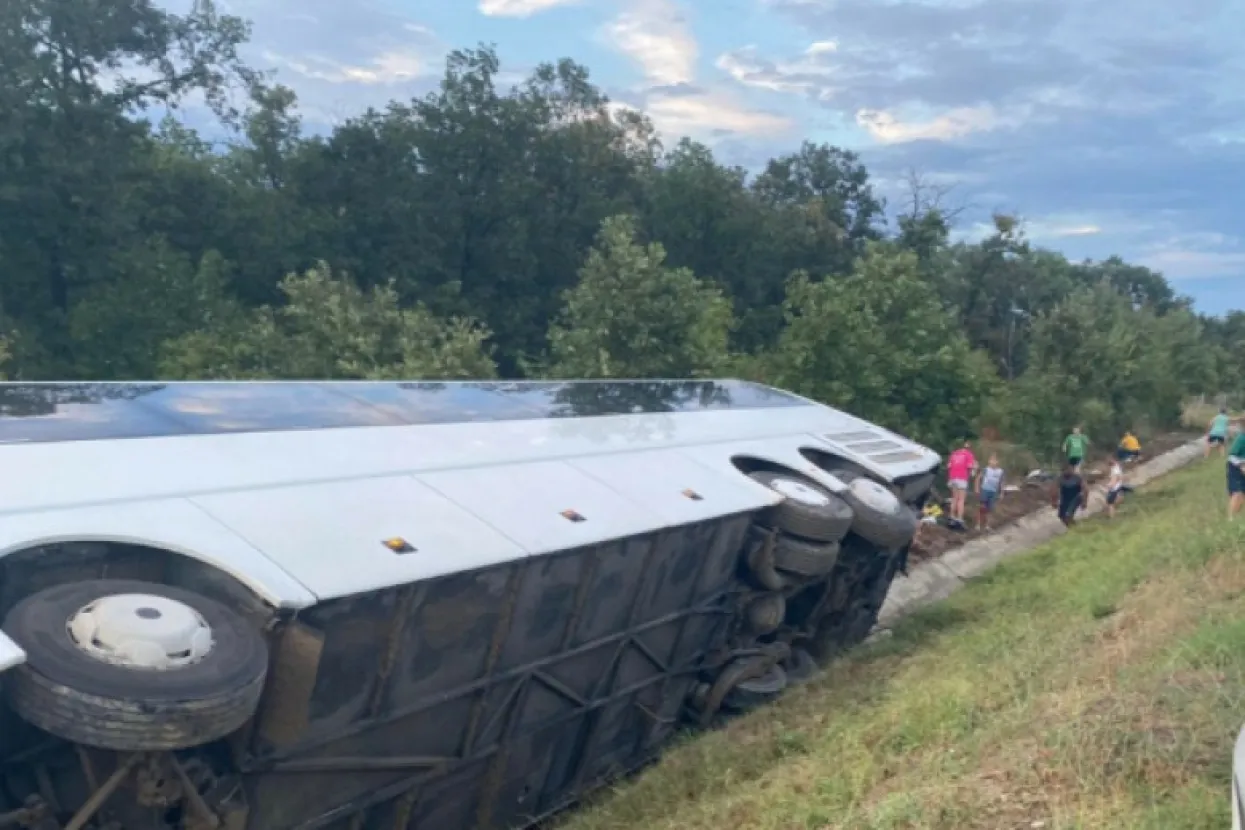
(946, 441, 977, 524)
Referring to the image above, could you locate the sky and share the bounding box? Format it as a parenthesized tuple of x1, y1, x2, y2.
(207, 0, 1245, 315)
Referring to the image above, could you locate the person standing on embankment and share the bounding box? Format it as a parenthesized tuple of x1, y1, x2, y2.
(1105, 457, 1128, 519)
(975, 454, 1005, 531)
(1228, 423, 1245, 521)
(1207, 408, 1231, 458)
(1063, 426, 1089, 472)
(946, 441, 977, 526)
(1051, 463, 1087, 527)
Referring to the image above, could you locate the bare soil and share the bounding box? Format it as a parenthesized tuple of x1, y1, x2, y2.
(910, 432, 1199, 561)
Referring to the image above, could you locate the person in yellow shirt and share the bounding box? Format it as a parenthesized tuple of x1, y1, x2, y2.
(1117, 431, 1141, 464)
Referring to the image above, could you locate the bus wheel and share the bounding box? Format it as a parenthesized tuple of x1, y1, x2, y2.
(722, 662, 789, 712)
(3, 579, 268, 751)
(748, 471, 854, 543)
(833, 472, 919, 550)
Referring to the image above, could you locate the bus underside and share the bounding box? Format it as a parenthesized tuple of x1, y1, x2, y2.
(0, 472, 923, 830)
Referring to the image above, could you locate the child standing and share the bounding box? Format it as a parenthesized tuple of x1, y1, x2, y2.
(1105, 457, 1127, 518)
(975, 454, 1005, 531)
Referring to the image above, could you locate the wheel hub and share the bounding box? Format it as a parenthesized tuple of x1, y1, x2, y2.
(850, 478, 901, 514)
(769, 477, 831, 507)
(67, 594, 214, 670)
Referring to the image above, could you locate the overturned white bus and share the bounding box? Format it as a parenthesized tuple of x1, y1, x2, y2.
(0, 380, 940, 830)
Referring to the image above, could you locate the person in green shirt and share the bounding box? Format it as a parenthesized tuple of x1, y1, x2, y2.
(1228, 426, 1245, 521)
(1063, 426, 1090, 471)
(1207, 408, 1231, 459)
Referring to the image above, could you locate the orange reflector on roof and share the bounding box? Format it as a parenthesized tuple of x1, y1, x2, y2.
(382, 537, 415, 553)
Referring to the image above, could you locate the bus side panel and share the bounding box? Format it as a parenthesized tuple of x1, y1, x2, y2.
(243, 513, 752, 830)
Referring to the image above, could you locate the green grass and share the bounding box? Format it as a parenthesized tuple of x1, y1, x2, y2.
(557, 458, 1245, 830)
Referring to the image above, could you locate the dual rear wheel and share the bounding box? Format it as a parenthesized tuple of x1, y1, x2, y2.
(710, 466, 922, 714)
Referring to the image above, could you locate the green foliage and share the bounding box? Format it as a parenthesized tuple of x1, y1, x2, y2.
(991, 282, 1213, 456)
(546, 216, 734, 379)
(68, 241, 235, 379)
(759, 244, 999, 449)
(0, 2, 1225, 460)
(159, 264, 497, 380)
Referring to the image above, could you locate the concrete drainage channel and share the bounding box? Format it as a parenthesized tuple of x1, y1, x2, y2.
(874, 438, 1207, 632)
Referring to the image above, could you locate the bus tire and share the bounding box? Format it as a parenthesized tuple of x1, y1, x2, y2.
(722, 662, 788, 712)
(834, 472, 919, 550)
(748, 471, 854, 542)
(773, 536, 841, 578)
(3, 579, 268, 751)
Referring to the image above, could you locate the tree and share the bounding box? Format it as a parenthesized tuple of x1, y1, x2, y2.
(0, 0, 255, 374)
(760, 243, 998, 449)
(159, 264, 497, 380)
(642, 140, 778, 350)
(68, 241, 235, 378)
(751, 141, 885, 281)
(996, 281, 1209, 456)
(545, 215, 734, 379)
(394, 47, 651, 373)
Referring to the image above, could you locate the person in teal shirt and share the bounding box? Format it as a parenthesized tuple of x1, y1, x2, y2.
(1229, 426, 1245, 521)
(1207, 408, 1231, 458)
(1063, 426, 1089, 471)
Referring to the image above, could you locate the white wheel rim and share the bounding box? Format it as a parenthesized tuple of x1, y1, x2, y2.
(850, 478, 902, 514)
(769, 477, 831, 507)
(67, 594, 214, 670)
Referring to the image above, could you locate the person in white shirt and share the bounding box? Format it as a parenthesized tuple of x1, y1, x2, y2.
(1105, 459, 1127, 518)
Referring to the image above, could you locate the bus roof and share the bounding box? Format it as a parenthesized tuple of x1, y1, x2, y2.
(0, 380, 808, 445)
(0, 380, 940, 608)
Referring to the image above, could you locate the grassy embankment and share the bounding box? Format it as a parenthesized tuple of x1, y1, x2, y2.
(559, 456, 1245, 830)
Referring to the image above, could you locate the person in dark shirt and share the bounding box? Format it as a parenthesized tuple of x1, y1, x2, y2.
(1051, 464, 1087, 527)
(1228, 426, 1245, 521)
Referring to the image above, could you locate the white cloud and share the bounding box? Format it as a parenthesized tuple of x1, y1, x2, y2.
(1030, 222, 1102, 239)
(1140, 231, 1245, 279)
(641, 90, 793, 137)
(478, 0, 579, 17)
(954, 216, 1105, 243)
(1140, 249, 1245, 279)
(715, 43, 838, 98)
(856, 105, 1006, 143)
(606, 0, 698, 86)
(264, 49, 424, 85)
(602, 0, 787, 140)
